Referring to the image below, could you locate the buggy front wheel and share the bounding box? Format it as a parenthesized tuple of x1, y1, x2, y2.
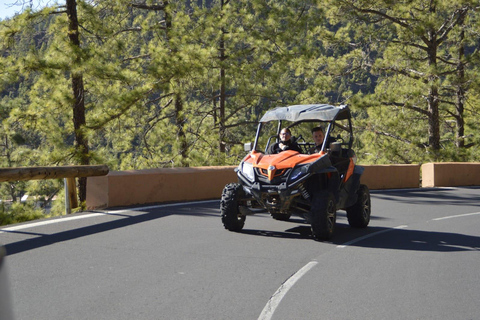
(220, 183, 246, 231)
(310, 191, 336, 240)
(346, 184, 371, 228)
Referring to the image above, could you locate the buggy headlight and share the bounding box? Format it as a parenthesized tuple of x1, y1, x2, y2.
(289, 164, 309, 182)
(241, 162, 255, 182)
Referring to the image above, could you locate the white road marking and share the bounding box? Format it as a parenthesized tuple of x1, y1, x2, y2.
(5, 197, 480, 319)
(0, 200, 219, 234)
(258, 225, 410, 319)
(258, 261, 318, 320)
(0, 213, 106, 234)
(337, 225, 408, 248)
(110, 200, 219, 213)
(433, 211, 480, 221)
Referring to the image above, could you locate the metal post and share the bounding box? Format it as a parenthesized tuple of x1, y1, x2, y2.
(64, 178, 71, 215)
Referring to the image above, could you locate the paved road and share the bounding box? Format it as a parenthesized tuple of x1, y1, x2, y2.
(1, 187, 479, 320)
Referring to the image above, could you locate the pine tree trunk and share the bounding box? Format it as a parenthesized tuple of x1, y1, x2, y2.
(66, 0, 89, 203)
(219, 65, 226, 153)
(455, 16, 465, 149)
(174, 94, 188, 167)
(427, 85, 440, 151)
(3, 136, 17, 202)
(426, 28, 441, 152)
(218, 0, 226, 153)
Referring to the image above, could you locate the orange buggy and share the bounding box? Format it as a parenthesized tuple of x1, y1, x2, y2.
(220, 104, 371, 240)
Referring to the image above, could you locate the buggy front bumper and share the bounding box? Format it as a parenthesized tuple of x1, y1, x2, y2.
(238, 173, 308, 214)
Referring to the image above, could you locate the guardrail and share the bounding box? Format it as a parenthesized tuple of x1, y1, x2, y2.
(0, 165, 109, 213)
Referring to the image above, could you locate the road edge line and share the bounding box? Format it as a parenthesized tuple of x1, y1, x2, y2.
(0, 200, 219, 234)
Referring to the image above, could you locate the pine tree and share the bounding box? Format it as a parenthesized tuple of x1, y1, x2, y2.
(334, 0, 479, 162)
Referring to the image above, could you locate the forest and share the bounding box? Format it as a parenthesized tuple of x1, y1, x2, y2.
(0, 0, 479, 221)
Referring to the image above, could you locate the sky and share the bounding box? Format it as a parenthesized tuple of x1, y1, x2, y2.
(0, 0, 24, 20)
(0, 0, 55, 20)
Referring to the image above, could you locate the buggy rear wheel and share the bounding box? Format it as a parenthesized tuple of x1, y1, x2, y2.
(346, 184, 371, 228)
(220, 183, 246, 231)
(310, 191, 336, 240)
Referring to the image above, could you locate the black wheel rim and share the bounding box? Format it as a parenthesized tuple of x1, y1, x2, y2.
(327, 198, 336, 229)
(361, 193, 370, 220)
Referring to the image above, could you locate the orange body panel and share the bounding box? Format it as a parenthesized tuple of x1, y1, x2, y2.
(344, 158, 355, 182)
(245, 150, 325, 181)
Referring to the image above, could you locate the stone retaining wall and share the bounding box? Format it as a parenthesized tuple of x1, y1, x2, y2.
(86, 163, 479, 209)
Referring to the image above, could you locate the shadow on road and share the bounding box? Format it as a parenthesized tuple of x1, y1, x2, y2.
(338, 226, 480, 252)
(2, 203, 219, 256)
(242, 226, 312, 239)
(372, 186, 480, 206)
(3, 188, 480, 256)
(239, 223, 480, 253)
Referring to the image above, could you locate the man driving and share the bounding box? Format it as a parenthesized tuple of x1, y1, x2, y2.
(267, 128, 302, 154)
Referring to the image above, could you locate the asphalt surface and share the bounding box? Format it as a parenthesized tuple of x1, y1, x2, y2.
(1, 187, 479, 320)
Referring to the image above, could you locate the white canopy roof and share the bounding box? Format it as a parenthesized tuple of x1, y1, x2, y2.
(259, 104, 349, 123)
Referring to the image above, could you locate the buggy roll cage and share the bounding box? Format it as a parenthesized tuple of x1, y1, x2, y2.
(252, 104, 353, 153)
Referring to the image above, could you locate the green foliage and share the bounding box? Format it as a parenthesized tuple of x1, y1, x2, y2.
(49, 188, 70, 217)
(0, 201, 45, 226)
(0, 0, 479, 222)
(335, 0, 480, 163)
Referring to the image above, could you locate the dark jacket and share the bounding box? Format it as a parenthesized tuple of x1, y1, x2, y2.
(307, 145, 322, 154)
(267, 140, 302, 154)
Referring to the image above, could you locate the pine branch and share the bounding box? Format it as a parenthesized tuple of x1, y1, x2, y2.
(436, 7, 469, 45)
(374, 65, 426, 83)
(224, 121, 258, 129)
(130, 2, 167, 11)
(381, 101, 430, 117)
(373, 129, 412, 144)
(390, 39, 428, 52)
(370, 127, 428, 149)
(122, 54, 151, 62)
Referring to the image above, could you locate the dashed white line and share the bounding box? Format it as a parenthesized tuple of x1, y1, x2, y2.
(337, 225, 408, 248)
(433, 211, 480, 221)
